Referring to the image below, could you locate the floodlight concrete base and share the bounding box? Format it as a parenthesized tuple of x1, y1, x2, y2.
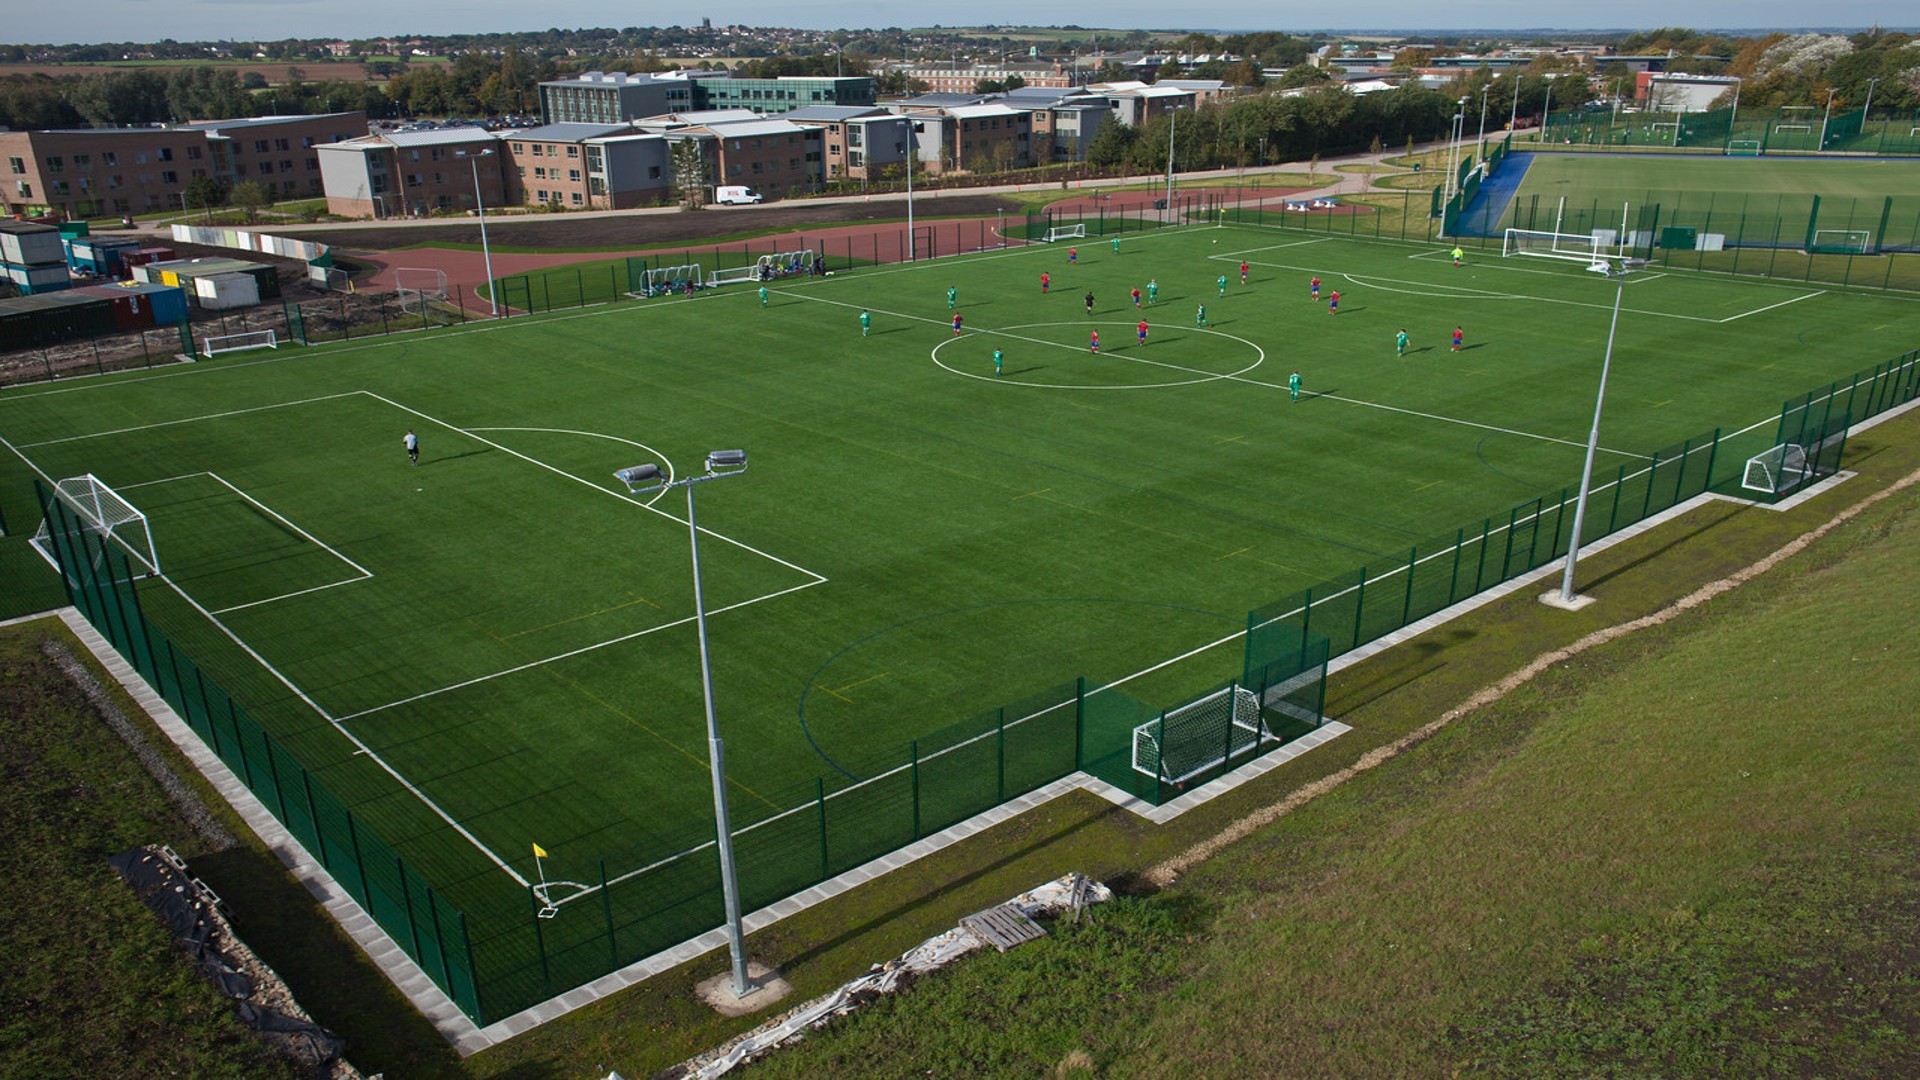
(695, 962, 792, 1017)
(1538, 590, 1597, 611)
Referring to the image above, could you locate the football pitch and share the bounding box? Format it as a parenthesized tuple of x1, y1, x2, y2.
(5, 223, 1919, 955)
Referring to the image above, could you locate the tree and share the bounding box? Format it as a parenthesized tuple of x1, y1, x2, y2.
(229, 179, 270, 224)
(182, 175, 229, 217)
(671, 138, 709, 209)
(1276, 64, 1332, 89)
(1084, 117, 1136, 168)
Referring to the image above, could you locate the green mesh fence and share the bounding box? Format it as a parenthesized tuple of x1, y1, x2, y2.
(1539, 106, 1920, 155)
(32, 484, 483, 1020)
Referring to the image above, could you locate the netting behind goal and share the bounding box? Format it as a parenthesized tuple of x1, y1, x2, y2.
(1132, 683, 1267, 786)
(1502, 227, 1616, 263)
(28, 474, 159, 577)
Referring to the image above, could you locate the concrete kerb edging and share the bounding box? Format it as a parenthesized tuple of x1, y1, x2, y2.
(27, 389, 1912, 1054)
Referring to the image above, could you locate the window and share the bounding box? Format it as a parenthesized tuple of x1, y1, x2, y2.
(565, 146, 578, 157)
(430, 148, 444, 161)
(51, 179, 69, 195)
(407, 173, 424, 185)
(161, 170, 178, 184)
(729, 164, 742, 177)
(107, 175, 122, 189)
(534, 166, 547, 179)
(570, 191, 582, 205)
(254, 139, 269, 153)
(647, 165, 661, 179)
(751, 161, 763, 174)
(830, 145, 840, 155)
(14, 182, 29, 197)
(275, 138, 290, 151)
(532, 145, 544, 156)
(307, 159, 318, 171)
(6, 157, 21, 174)
(408, 149, 421, 161)
(259, 162, 273, 176)
(281, 161, 294, 173)
(568, 169, 580, 181)
(302, 136, 315, 148)
(432, 171, 443, 183)
(849, 128, 863, 147)
(103, 151, 117, 166)
(511, 142, 524, 153)
(157, 147, 173, 161)
(73, 153, 91, 168)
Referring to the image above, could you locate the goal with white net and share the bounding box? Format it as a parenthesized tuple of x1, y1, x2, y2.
(1808, 229, 1872, 254)
(200, 329, 278, 358)
(29, 474, 161, 578)
(1132, 682, 1268, 786)
(1725, 139, 1762, 156)
(1742, 443, 1809, 496)
(1502, 227, 1619, 265)
(394, 267, 448, 314)
(1043, 223, 1086, 243)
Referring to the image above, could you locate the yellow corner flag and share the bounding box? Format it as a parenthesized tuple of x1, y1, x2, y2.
(532, 843, 547, 859)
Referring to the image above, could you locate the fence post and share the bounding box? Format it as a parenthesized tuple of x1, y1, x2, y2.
(1548, 487, 1568, 557)
(1073, 677, 1086, 769)
(600, 860, 617, 967)
(529, 888, 552, 992)
(427, 883, 455, 993)
(1351, 569, 1368, 652)
(816, 777, 829, 880)
(1298, 587, 1314, 671)
(227, 698, 254, 789)
(1473, 519, 1491, 593)
(996, 707, 1006, 803)
(910, 741, 920, 839)
(1448, 527, 1464, 605)
(345, 811, 371, 901)
(1703, 428, 1721, 490)
(1641, 451, 1661, 518)
(1608, 464, 1626, 533)
(398, 857, 423, 959)
(1400, 546, 1417, 625)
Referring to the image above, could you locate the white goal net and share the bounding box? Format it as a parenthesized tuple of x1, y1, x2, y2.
(1132, 683, 1267, 786)
(1043, 223, 1087, 243)
(200, 329, 278, 358)
(1502, 228, 1619, 264)
(29, 474, 161, 578)
(1742, 443, 1811, 496)
(1809, 229, 1872, 254)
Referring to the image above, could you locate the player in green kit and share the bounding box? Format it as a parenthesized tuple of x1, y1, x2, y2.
(992, 348, 1004, 377)
(1396, 328, 1409, 356)
(1217, 274, 1228, 297)
(1147, 278, 1159, 305)
(947, 285, 957, 309)
(1289, 370, 1301, 401)
(759, 285, 768, 307)
(860, 310, 871, 336)
(1196, 303, 1207, 327)
(1111, 236, 1121, 255)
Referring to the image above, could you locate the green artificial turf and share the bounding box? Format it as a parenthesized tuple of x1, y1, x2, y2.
(4, 223, 1918, 1020)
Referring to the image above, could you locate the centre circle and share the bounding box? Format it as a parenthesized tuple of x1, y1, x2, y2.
(932, 322, 1265, 389)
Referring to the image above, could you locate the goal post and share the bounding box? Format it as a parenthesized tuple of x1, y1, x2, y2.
(29, 474, 160, 578)
(1725, 139, 1763, 156)
(1042, 223, 1087, 243)
(393, 267, 448, 298)
(1809, 229, 1873, 254)
(1131, 682, 1268, 786)
(200, 329, 278, 358)
(1502, 227, 1618, 264)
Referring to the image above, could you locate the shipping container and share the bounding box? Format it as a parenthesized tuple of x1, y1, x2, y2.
(193, 272, 260, 310)
(0, 222, 65, 266)
(3, 261, 74, 294)
(115, 280, 188, 326)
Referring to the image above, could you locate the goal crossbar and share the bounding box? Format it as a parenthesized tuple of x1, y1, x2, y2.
(1502, 227, 1619, 264)
(1132, 683, 1269, 786)
(200, 329, 278, 358)
(29, 473, 160, 577)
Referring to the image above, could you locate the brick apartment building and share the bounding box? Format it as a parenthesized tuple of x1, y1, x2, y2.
(1, 112, 366, 219)
(500, 123, 671, 209)
(784, 106, 915, 181)
(316, 127, 505, 218)
(892, 102, 1033, 174)
(539, 71, 874, 124)
(890, 62, 1094, 94)
(636, 112, 825, 198)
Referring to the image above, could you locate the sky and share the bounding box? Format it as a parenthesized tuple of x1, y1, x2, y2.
(8, 2, 1907, 46)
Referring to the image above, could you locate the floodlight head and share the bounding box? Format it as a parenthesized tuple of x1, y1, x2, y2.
(614, 464, 662, 491)
(706, 449, 747, 474)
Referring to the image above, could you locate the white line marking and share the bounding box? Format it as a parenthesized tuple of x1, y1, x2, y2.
(16, 392, 365, 448)
(1717, 290, 1824, 323)
(334, 577, 827, 722)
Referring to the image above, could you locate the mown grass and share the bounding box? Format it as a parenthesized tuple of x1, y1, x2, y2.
(0, 622, 295, 1079)
(712, 411, 1920, 1077)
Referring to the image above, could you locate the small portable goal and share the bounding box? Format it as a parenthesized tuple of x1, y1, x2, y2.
(1132, 683, 1269, 786)
(28, 473, 161, 578)
(200, 329, 278, 358)
(1042, 223, 1086, 243)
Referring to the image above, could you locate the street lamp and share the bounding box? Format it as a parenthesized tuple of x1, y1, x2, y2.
(456, 148, 498, 316)
(1550, 257, 1648, 608)
(614, 449, 757, 999)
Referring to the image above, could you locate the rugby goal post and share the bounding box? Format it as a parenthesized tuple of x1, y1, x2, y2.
(1132, 683, 1268, 786)
(199, 329, 278, 358)
(1502, 227, 1618, 264)
(29, 474, 161, 578)
(1042, 223, 1087, 243)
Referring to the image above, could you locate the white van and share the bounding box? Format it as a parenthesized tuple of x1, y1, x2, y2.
(714, 186, 763, 205)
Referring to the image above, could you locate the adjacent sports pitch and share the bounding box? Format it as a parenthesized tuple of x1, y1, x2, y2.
(5, 223, 1919, 927)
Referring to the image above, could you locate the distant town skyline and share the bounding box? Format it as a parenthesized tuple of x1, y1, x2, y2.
(7, 2, 1910, 47)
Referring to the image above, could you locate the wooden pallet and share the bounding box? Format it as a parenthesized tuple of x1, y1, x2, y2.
(960, 903, 1047, 953)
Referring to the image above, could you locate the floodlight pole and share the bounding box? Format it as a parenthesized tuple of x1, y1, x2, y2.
(1476, 83, 1489, 158)
(614, 451, 755, 999)
(1164, 105, 1182, 225)
(1727, 83, 1742, 151)
(1541, 81, 1552, 143)
(906, 144, 915, 261)
(1557, 259, 1645, 606)
(459, 148, 499, 316)
(1862, 77, 1878, 127)
(1820, 87, 1836, 150)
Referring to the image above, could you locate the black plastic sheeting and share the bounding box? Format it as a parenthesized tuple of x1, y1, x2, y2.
(108, 847, 344, 1066)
